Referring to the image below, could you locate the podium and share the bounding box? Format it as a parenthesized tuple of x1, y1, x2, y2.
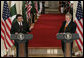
(56, 33, 79, 57)
(10, 33, 33, 57)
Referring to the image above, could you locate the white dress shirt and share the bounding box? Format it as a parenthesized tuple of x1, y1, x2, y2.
(18, 22, 23, 26)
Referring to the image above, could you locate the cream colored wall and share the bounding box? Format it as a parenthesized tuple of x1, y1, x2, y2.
(16, 1, 22, 14)
(1, 1, 3, 19)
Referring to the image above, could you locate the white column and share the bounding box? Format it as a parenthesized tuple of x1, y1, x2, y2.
(19, 1, 22, 14)
(16, 1, 22, 14)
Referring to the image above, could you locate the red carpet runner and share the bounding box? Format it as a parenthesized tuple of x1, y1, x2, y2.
(29, 14, 65, 48)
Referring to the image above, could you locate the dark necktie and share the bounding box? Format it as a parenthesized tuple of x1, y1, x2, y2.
(20, 22, 21, 26)
(19, 22, 23, 32)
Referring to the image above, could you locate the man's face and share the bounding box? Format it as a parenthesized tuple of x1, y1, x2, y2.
(17, 16, 23, 22)
(65, 15, 71, 22)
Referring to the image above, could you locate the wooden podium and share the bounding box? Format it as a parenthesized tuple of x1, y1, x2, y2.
(57, 33, 79, 57)
(11, 33, 33, 57)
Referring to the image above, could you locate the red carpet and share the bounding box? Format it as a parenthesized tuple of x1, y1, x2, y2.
(28, 14, 65, 48)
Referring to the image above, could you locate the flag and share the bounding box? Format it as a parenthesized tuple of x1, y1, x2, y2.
(31, 1, 36, 14)
(35, 1, 38, 13)
(1, 23, 7, 57)
(10, 1, 17, 24)
(74, 1, 83, 52)
(30, 1, 37, 23)
(22, 1, 27, 22)
(22, 1, 32, 22)
(1, 1, 14, 50)
(26, 1, 32, 19)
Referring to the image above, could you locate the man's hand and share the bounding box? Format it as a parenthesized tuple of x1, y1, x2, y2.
(29, 26, 34, 31)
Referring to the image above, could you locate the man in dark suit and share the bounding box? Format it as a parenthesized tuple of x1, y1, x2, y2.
(59, 12, 77, 55)
(10, 14, 33, 57)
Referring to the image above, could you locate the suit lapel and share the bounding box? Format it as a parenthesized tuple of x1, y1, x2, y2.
(16, 21, 19, 27)
(22, 21, 24, 26)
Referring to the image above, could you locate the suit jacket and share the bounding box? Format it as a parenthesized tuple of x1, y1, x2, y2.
(59, 21, 77, 33)
(10, 21, 30, 34)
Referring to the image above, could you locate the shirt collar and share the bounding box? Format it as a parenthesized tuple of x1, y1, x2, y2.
(67, 20, 71, 25)
(18, 22, 22, 25)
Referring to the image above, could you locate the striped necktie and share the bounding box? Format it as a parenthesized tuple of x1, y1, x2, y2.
(64, 23, 68, 31)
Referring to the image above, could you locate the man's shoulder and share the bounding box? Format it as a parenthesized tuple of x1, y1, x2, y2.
(71, 21, 76, 24)
(12, 21, 17, 25)
(71, 21, 77, 26)
(22, 21, 27, 24)
(22, 21, 29, 26)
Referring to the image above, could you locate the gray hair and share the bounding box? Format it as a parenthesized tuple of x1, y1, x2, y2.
(65, 12, 72, 19)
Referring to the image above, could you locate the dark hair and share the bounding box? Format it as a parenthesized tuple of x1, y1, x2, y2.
(16, 14, 22, 19)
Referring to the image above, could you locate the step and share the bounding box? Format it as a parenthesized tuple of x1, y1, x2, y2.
(45, 8, 60, 14)
(28, 47, 63, 57)
(3, 47, 80, 57)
